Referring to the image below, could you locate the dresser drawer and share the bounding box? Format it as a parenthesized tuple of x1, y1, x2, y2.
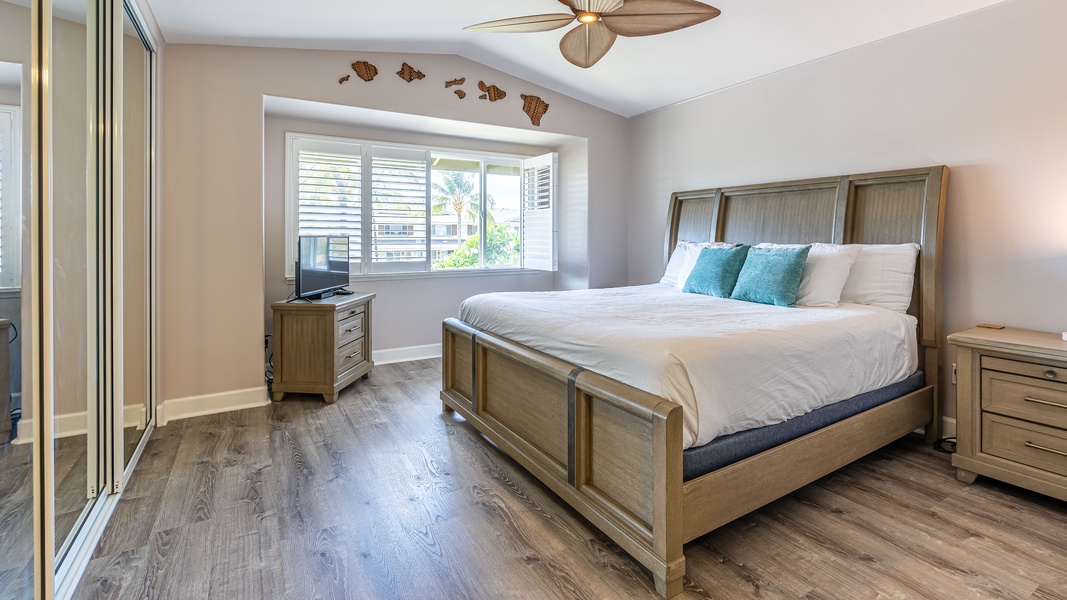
(982, 356, 1067, 385)
(337, 313, 365, 347)
(982, 413, 1067, 478)
(336, 336, 366, 378)
(982, 370, 1067, 430)
(337, 304, 365, 326)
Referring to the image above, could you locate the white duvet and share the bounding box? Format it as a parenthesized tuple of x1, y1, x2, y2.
(459, 284, 918, 449)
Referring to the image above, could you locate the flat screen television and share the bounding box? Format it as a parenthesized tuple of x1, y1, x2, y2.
(295, 236, 350, 300)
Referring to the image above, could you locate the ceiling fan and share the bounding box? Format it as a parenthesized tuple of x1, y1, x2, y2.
(465, 0, 721, 68)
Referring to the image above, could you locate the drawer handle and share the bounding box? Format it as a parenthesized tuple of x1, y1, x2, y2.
(345, 325, 361, 333)
(1046, 370, 1058, 379)
(1024, 441, 1067, 458)
(1024, 396, 1067, 410)
(346, 350, 361, 359)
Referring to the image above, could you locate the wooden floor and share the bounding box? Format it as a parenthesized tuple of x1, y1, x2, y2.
(73, 359, 1067, 599)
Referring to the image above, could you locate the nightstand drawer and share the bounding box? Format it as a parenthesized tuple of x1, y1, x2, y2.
(337, 314, 365, 346)
(982, 356, 1067, 385)
(337, 304, 365, 327)
(982, 370, 1067, 430)
(337, 336, 366, 376)
(982, 413, 1067, 478)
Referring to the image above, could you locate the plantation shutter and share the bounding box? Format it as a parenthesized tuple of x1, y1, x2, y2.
(292, 137, 363, 274)
(520, 152, 557, 271)
(369, 146, 429, 273)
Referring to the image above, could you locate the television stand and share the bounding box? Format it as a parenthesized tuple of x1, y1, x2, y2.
(271, 293, 375, 403)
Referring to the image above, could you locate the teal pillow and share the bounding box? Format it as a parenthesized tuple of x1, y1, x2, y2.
(682, 246, 751, 298)
(731, 245, 812, 307)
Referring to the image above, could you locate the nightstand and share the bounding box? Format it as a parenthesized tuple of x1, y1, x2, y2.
(271, 293, 375, 404)
(948, 327, 1067, 501)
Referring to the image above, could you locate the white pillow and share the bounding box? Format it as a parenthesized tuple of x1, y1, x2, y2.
(839, 243, 921, 312)
(673, 242, 740, 290)
(755, 243, 861, 307)
(659, 242, 690, 287)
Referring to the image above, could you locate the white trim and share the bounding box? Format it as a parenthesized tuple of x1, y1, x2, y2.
(916, 416, 956, 438)
(374, 343, 442, 365)
(157, 385, 270, 426)
(282, 266, 547, 285)
(54, 492, 119, 600)
(9, 404, 144, 443)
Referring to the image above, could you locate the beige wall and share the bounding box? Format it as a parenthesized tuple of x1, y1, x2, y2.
(626, 0, 1067, 420)
(162, 45, 628, 403)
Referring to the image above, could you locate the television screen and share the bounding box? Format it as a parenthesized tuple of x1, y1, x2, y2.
(296, 236, 350, 299)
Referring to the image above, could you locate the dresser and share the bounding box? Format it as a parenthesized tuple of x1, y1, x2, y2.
(271, 293, 375, 403)
(949, 327, 1067, 501)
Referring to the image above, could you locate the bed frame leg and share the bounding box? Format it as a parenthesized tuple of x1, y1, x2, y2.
(655, 574, 683, 599)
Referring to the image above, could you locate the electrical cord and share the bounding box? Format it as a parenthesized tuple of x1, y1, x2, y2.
(264, 334, 274, 389)
(933, 437, 956, 454)
(8, 322, 15, 344)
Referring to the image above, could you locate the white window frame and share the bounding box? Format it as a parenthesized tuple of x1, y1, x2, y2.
(0, 105, 21, 291)
(285, 132, 557, 279)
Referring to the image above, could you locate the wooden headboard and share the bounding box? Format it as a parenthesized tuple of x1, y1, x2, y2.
(664, 166, 948, 434)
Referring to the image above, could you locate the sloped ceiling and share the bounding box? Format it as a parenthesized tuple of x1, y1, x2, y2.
(145, 0, 1010, 117)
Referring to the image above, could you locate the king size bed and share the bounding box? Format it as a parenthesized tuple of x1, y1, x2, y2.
(440, 166, 947, 598)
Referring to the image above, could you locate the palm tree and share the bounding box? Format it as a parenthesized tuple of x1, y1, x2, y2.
(431, 171, 494, 240)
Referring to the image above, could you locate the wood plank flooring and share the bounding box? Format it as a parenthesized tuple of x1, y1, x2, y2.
(74, 360, 1067, 599)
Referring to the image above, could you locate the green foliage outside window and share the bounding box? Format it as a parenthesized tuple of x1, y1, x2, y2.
(434, 223, 519, 269)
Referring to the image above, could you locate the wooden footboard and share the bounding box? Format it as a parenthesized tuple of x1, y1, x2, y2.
(441, 318, 686, 597)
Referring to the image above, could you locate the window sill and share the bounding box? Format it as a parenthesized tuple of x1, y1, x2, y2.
(0, 288, 21, 300)
(285, 268, 550, 284)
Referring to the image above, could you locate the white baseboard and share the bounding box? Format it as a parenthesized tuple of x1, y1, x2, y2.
(157, 386, 269, 426)
(374, 343, 442, 365)
(10, 404, 147, 444)
(915, 416, 956, 438)
(941, 416, 957, 438)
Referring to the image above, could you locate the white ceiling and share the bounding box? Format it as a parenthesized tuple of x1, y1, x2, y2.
(146, 0, 1010, 117)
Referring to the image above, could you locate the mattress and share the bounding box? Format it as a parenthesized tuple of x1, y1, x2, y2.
(459, 284, 918, 449)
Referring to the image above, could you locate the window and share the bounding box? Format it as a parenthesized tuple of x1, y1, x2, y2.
(0, 106, 20, 290)
(286, 132, 557, 276)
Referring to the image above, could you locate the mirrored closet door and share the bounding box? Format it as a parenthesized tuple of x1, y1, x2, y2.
(29, 0, 159, 596)
(121, 0, 154, 471)
(0, 1, 34, 597)
(51, 0, 99, 567)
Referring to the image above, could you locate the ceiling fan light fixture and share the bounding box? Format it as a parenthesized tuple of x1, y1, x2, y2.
(468, 0, 721, 68)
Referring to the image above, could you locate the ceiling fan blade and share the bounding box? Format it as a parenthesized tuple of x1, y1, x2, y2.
(559, 21, 617, 68)
(465, 13, 576, 33)
(570, 0, 624, 13)
(601, 0, 720, 37)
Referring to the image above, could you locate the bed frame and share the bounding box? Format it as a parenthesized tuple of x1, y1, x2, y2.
(440, 166, 947, 598)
